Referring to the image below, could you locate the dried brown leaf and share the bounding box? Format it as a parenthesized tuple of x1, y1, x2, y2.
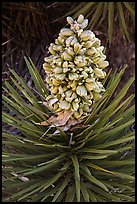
(67, 118, 79, 127)
(35, 110, 74, 127)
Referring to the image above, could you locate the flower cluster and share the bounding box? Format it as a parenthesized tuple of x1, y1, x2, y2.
(43, 14, 109, 119)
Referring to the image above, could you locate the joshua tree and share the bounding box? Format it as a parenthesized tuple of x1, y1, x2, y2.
(2, 15, 135, 202)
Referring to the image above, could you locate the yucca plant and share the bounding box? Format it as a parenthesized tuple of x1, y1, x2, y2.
(54, 2, 135, 44)
(2, 15, 135, 202)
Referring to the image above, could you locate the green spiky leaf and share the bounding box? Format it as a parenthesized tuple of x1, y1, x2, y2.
(2, 57, 135, 202)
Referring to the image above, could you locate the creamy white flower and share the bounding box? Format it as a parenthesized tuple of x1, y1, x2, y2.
(52, 78, 61, 86)
(69, 73, 79, 80)
(59, 100, 71, 109)
(85, 82, 96, 92)
(77, 14, 84, 24)
(97, 60, 109, 69)
(62, 61, 68, 68)
(54, 67, 63, 74)
(72, 100, 79, 111)
(67, 16, 74, 25)
(43, 14, 109, 119)
(94, 68, 106, 78)
(80, 19, 88, 29)
(60, 28, 74, 36)
(74, 42, 82, 54)
(76, 85, 87, 96)
(55, 73, 66, 80)
(49, 98, 58, 106)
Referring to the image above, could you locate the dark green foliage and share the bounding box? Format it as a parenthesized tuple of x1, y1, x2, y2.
(2, 57, 135, 202)
(61, 2, 135, 44)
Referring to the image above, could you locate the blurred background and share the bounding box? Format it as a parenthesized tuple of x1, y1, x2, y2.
(2, 2, 135, 95)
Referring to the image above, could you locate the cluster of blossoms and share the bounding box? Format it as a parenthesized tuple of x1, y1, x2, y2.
(43, 14, 109, 119)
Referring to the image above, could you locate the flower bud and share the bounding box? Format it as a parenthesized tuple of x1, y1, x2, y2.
(92, 39, 101, 47)
(63, 67, 70, 73)
(53, 103, 59, 111)
(43, 63, 52, 73)
(67, 16, 74, 25)
(71, 92, 77, 99)
(72, 100, 79, 111)
(57, 94, 61, 100)
(62, 61, 68, 68)
(70, 37, 78, 46)
(80, 30, 94, 41)
(62, 52, 73, 61)
(60, 28, 74, 36)
(74, 56, 87, 67)
(86, 78, 95, 83)
(85, 40, 94, 48)
(66, 36, 74, 46)
(92, 58, 100, 65)
(82, 71, 88, 79)
(79, 108, 83, 116)
(85, 82, 96, 92)
(44, 56, 53, 63)
(49, 98, 58, 106)
(67, 47, 75, 56)
(58, 36, 64, 44)
(58, 86, 64, 94)
(54, 67, 63, 74)
(73, 111, 79, 119)
(66, 91, 76, 102)
(69, 61, 75, 66)
(55, 73, 66, 80)
(45, 77, 51, 85)
(83, 104, 90, 112)
(94, 68, 106, 78)
(65, 90, 73, 97)
(93, 93, 102, 100)
(89, 92, 94, 99)
(51, 86, 58, 94)
(86, 47, 97, 56)
(76, 85, 87, 96)
(97, 60, 109, 69)
(59, 100, 71, 110)
(74, 42, 82, 54)
(63, 86, 68, 92)
(49, 47, 56, 55)
(56, 107, 62, 112)
(77, 14, 84, 24)
(80, 31, 90, 41)
(52, 78, 61, 86)
(55, 45, 63, 51)
(93, 87, 101, 93)
(81, 19, 88, 29)
(79, 48, 87, 55)
(55, 39, 60, 45)
(69, 73, 79, 80)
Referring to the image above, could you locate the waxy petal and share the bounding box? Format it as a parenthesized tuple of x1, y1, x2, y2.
(76, 85, 87, 96)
